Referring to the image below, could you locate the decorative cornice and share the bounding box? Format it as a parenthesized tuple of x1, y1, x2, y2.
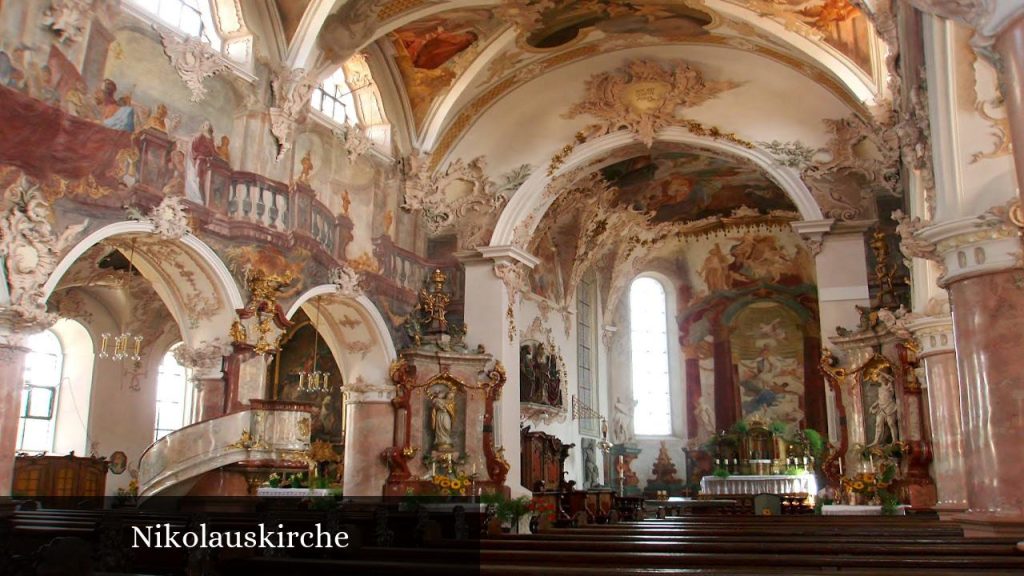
(906, 315, 956, 358)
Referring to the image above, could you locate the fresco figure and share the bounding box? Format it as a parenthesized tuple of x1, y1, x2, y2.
(186, 121, 216, 203)
(94, 79, 134, 132)
(699, 244, 731, 291)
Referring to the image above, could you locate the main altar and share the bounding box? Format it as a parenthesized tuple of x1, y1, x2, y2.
(700, 473, 817, 497)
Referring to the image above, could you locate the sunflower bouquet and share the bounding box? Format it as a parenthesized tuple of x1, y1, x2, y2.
(431, 472, 472, 496)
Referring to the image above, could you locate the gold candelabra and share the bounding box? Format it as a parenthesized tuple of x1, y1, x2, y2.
(298, 296, 332, 393)
(98, 239, 143, 362)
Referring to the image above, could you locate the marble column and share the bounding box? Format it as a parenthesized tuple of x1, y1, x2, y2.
(921, 217, 1024, 536)
(994, 14, 1024, 201)
(342, 382, 396, 496)
(459, 246, 538, 497)
(0, 335, 28, 496)
(908, 315, 968, 516)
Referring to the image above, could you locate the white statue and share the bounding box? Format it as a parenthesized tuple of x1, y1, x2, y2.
(868, 372, 899, 446)
(612, 396, 636, 444)
(695, 395, 715, 441)
(430, 388, 456, 452)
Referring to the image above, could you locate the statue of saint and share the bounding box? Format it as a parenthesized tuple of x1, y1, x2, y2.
(430, 388, 456, 452)
(868, 371, 899, 446)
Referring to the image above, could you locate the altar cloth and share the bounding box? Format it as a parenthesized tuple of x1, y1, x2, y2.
(822, 504, 908, 516)
(255, 487, 334, 497)
(699, 474, 817, 496)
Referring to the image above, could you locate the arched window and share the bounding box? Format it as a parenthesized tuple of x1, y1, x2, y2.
(154, 344, 193, 441)
(629, 277, 671, 436)
(126, 0, 222, 50)
(311, 55, 392, 151)
(18, 331, 64, 453)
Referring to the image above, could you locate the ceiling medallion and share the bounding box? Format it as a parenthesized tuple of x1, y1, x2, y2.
(564, 59, 740, 147)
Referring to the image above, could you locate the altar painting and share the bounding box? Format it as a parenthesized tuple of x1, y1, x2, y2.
(269, 312, 344, 443)
(730, 302, 804, 429)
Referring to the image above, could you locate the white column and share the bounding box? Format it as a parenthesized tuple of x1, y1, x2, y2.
(460, 245, 538, 497)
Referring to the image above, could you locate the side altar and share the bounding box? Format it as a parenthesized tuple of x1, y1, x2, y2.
(381, 270, 510, 497)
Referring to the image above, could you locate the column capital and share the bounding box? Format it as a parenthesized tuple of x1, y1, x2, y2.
(790, 218, 835, 256)
(906, 315, 956, 358)
(343, 376, 396, 404)
(918, 211, 1022, 286)
(456, 245, 540, 268)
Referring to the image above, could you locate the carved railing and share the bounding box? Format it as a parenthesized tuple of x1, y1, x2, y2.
(134, 128, 348, 260)
(137, 404, 312, 497)
(373, 236, 464, 306)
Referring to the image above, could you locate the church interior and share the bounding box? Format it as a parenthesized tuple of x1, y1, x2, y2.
(2, 0, 1024, 573)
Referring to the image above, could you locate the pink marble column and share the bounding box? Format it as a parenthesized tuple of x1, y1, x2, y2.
(995, 15, 1024, 202)
(910, 317, 968, 515)
(342, 398, 394, 496)
(0, 341, 28, 496)
(948, 270, 1024, 520)
(194, 377, 227, 421)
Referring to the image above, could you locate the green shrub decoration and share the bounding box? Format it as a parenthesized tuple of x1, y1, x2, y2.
(713, 467, 731, 479)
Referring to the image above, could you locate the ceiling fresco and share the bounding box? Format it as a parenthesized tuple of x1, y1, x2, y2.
(390, 8, 506, 128)
(515, 1, 714, 49)
(600, 150, 795, 224)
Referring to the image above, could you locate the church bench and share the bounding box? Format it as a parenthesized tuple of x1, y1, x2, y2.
(467, 538, 1022, 556)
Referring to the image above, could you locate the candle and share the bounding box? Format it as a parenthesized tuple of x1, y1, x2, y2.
(432, 462, 436, 476)
(838, 457, 843, 475)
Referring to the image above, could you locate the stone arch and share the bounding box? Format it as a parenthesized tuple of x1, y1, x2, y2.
(43, 221, 244, 348)
(490, 128, 823, 249)
(286, 285, 397, 387)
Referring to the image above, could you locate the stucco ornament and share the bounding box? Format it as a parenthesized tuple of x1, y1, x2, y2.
(143, 195, 191, 240)
(42, 0, 91, 44)
(402, 155, 508, 241)
(332, 124, 372, 162)
(565, 59, 740, 147)
(876, 305, 923, 340)
(160, 33, 229, 103)
(0, 176, 88, 331)
(270, 68, 317, 160)
(172, 339, 232, 379)
(329, 263, 364, 298)
(801, 115, 900, 220)
(760, 139, 817, 169)
(494, 260, 527, 343)
(891, 209, 945, 275)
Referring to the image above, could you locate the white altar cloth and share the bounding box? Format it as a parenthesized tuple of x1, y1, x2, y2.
(821, 504, 908, 516)
(699, 474, 817, 496)
(255, 487, 333, 497)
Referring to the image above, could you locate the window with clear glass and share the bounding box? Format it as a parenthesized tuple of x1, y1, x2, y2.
(18, 331, 64, 453)
(311, 67, 361, 126)
(577, 272, 599, 436)
(127, 0, 221, 49)
(154, 344, 193, 441)
(629, 277, 672, 436)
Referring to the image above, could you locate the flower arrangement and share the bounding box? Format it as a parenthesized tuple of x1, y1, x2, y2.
(527, 498, 557, 523)
(431, 472, 472, 496)
(841, 462, 897, 506)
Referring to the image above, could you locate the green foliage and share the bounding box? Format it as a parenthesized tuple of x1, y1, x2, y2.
(783, 466, 804, 476)
(879, 463, 897, 484)
(730, 421, 750, 436)
(501, 496, 532, 522)
(769, 421, 788, 436)
(713, 467, 731, 479)
(803, 428, 825, 458)
(879, 489, 900, 515)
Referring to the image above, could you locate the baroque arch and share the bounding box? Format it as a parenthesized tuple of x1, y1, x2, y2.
(43, 221, 244, 348)
(490, 128, 824, 249)
(286, 284, 398, 388)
